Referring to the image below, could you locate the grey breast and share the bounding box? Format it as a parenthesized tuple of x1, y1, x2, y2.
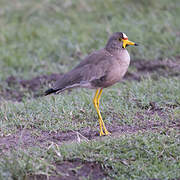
(95, 49, 130, 88)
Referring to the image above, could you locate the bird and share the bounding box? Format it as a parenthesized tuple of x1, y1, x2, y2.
(45, 32, 138, 136)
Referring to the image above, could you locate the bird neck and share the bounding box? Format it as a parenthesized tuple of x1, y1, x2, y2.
(105, 41, 122, 54)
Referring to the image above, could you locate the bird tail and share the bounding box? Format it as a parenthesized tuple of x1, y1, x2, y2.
(44, 88, 58, 96)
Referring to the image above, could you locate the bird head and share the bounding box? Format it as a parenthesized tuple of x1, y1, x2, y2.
(121, 32, 138, 48)
(106, 32, 138, 51)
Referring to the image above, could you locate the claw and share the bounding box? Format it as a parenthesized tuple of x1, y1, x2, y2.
(99, 129, 110, 136)
(104, 130, 111, 135)
(99, 131, 105, 136)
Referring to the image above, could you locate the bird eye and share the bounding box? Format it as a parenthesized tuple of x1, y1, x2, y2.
(119, 38, 122, 41)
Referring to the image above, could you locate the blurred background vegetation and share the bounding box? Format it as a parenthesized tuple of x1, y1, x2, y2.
(0, 0, 179, 80)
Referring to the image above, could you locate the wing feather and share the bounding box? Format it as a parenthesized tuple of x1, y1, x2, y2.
(53, 49, 113, 91)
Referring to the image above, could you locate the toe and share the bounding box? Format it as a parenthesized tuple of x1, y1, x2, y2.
(104, 130, 111, 136)
(99, 131, 105, 136)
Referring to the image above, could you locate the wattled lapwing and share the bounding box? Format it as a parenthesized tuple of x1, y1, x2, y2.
(45, 32, 138, 136)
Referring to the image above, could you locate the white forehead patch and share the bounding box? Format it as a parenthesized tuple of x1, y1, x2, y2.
(122, 33, 128, 39)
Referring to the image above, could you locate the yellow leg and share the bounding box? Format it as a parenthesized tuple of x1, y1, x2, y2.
(96, 89, 111, 135)
(97, 88, 103, 109)
(93, 89, 104, 136)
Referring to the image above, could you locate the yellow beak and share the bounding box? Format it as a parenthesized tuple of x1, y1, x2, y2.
(122, 39, 138, 48)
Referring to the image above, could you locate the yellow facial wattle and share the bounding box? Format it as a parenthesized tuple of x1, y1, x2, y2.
(122, 38, 137, 48)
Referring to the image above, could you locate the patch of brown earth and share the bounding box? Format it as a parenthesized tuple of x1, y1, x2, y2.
(0, 73, 63, 102)
(0, 57, 180, 102)
(125, 57, 180, 81)
(131, 101, 180, 129)
(0, 128, 98, 151)
(29, 159, 107, 180)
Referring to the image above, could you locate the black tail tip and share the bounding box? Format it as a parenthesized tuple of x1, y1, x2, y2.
(44, 88, 56, 96)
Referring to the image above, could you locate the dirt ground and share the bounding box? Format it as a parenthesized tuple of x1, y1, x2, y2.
(0, 57, 180, 180)
(0, 57, 180, 102)
(29, 160, 107, 180)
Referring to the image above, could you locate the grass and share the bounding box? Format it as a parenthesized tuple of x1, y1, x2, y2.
(0, 76, 179, 134)
(0, 0, 180, 179)
(59, 130, 180, 179)
(0, 130, 179, 179)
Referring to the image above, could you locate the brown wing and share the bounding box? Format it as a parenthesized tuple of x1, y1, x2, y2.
(53, 49, 113, 91)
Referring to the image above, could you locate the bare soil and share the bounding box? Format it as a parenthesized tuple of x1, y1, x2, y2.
(125, 56, 180, 81)
(29, 160, 107, 180)
(0, 57, 180, 102)
(1, 73, 63, 102)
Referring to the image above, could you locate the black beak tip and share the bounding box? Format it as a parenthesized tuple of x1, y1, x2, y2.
(135, 43, 139, 46)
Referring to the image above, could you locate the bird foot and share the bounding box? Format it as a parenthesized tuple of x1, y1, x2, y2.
(99, 130, 111, 136)
(99, 130, 105, 136)
(104, 130, 111, 135)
